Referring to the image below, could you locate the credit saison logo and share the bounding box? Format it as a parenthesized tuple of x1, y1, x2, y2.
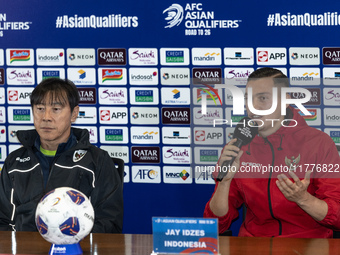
(135, 90, 153, 102)
(98, 48, 126, 65)
(13, 109, 30, 121)
(200, 149, 219, 162)
(42, 70, 60, 80)
(105, 129, 123, 141)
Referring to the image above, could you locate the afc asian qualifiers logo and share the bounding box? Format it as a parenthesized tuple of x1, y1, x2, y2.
(163, 4, 184, 28)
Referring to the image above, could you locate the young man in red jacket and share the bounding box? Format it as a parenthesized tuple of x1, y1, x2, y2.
(204, 67, 340, 238)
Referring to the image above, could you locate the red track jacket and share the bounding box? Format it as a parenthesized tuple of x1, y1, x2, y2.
(204, 108, 340, 238)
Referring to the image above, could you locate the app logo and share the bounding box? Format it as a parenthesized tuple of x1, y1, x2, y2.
(8, 90, 18, 101)
(162, 107, 190, 124)
(100, 110, 110, 121)
(195, 130, 205, 141)
(257, 51, 268, 62)
(163, 4, 184, 28)
(78, 88, 96, 104)
(131, 146, 160, 163)
(98, 49, 126, 65)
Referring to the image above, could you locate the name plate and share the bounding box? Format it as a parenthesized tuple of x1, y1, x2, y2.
(152, 217, 219, 254)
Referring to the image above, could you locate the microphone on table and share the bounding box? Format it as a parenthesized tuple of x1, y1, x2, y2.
(216, 117, 258, 182)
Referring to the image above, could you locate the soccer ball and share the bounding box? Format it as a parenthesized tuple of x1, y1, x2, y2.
(35, 187, 95, 244)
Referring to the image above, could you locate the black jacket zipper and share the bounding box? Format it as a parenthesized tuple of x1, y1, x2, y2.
(264, 137, 282, 236)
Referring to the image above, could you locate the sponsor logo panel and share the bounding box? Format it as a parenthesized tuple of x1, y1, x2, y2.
(130, 126, 160, 144)
(132, 166, 161, 183)
(323, 67, 340, 86)
(7, 107, 31, 124)
(161, 88, 190, 105)
(194, 127, 224, 145)
(73, 126, 97, 144)
(324, 108, 340, 126)
(224, 48, 254, 65)
(289, 47, 320, 65)
(256, 47, 287, 65)
(7, 87, 33, 104)
(160, 48, 190, 65)
(98, 48, 126, 65)
(162, 127, 191, 144)
(129, 68, 158, 85)
(191, 48, 222, 65)
(162, 146, 191, 164)
(99, 126, 129, 144)
(67, 68, 96, 85)
(163, 166, 192, 184)
(225, 108, 247, 125)
(66, 48, 95, 66)
(36, 68, 65, 84)
(124, 166, 130, 183)
(74, 107, 97, 124)
(130, 88, 159, 105)
(194, 166, 215, 184)
(193, 107, 223, 125)
(100, 146, 129, 163)
(192, 67, 222, 84)
(289, 68, 320, 86)
(290, 88, 320, 106)
(324, 128, 340, 145)
(194, 147, 222, 164)
(0, 88, 5, 104)
(193, 87, 223, 106)
(6, 49, 34, 66)
(78, 88, 96, 105)
(0, 68, 4, 84)
(298, 108, 321, 126)
(130, 107, 159, 125)
(0, 126, 6, 143)
(99, 107, 128, 124)
(128, 48, 158, 65)
(7, 68, 35, 85)
(131, 146, 160, 163)
(225, 87, 246, 105)
(98, 87, 127, 105)
(160, 68, 190, 85)
(323, 88, 340, 105)
(323, 47, 340, 65)
(0, 49, 4, 66)
(98, 68, 127, 85)
(162, 107, 190, 125)
(224, 68, 254, 86)
(8, 125, 34, 143)
(36, 48, 65, 66)
(0, 145, 7, 162)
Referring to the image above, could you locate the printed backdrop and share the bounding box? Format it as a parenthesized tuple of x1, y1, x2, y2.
(1, 0, 340, 234)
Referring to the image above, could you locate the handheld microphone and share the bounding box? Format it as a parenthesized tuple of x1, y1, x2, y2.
(216, 117, 258, 181)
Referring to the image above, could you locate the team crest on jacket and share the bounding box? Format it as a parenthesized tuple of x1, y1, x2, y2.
(73, 150, 87, 162)
(285, 154, 301, 171)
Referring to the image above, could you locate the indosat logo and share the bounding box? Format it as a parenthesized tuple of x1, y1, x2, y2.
(163, 3, 240, 35)
(198, 83, 312, 128)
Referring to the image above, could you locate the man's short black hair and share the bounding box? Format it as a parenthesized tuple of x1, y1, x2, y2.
(30, 78, 79, 112)
(248, 67, 289, 88)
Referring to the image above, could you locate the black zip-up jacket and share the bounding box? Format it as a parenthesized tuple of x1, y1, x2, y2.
(0, 128, 123, 233)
